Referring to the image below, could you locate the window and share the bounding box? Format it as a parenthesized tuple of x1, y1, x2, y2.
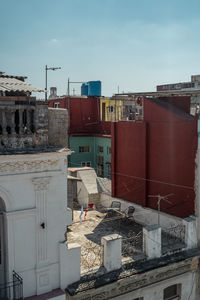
(108, 105, 114, 113)
(79, 146, 90, 153)
(98, 146, 104, 153)
(54, 102, 60, 108)
(107, 147, 111, 154)
(164, 284, 181, 300)
(97, 155, 104, 177)
(107, 163, 111, 179)
(81, 161, 91, 167)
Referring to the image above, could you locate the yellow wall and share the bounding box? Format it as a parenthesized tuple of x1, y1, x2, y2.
(100, 98, 123, 121)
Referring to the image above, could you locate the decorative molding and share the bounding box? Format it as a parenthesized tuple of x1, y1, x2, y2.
(36, 267, 52, 295)
(0, 159, 59, 175)
(73, 257, 198, 300)
(32, 177, 51, 191)
(5, 207, 36, 218)
(32, 177, 51, 265)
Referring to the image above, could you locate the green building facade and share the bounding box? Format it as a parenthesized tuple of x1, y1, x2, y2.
(68, 136, 111, 178)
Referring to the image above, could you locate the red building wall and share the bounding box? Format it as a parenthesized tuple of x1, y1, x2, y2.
(112, 121, 147, 206)
(49, 97, 67, 109)
(112, 98, 198, 218)
(49, 97, 111, 135)
(158, 96, 190, 114)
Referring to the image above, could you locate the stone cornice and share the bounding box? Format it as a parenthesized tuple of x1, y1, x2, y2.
(66, 253, 200, 300)
(0, 159, 59, 175)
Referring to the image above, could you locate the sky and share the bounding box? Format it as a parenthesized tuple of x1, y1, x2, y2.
(1, 0, 200, 97)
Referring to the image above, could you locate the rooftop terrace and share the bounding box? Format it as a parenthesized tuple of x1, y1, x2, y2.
(65, 207, 198, 298)
(67, 207, 187, 276)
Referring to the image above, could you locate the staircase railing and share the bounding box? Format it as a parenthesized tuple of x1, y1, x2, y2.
(0, 271, 23, 300)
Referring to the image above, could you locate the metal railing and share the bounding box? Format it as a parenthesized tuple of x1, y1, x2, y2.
(0, 271, 23, 300)
(162, 224, 186, 255)
(81, 240, 104, 275)
(122, 230, 144, 262)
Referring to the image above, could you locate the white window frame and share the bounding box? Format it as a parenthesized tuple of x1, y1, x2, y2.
(54, 102, 60, 108)
(81, 161, 91, 167)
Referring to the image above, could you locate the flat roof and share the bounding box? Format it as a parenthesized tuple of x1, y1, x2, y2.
(114, 90, 200, 99)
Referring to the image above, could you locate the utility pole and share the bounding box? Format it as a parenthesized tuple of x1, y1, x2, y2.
(45, 65, 61, 101)
(148, 194, 173, 225)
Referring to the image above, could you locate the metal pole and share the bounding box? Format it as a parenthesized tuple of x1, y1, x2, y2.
(115, 94, 116, 122)
(67, 77, 70, 97)
(158, 195, 161, 226)
(45, 65, 47, 101)
(67, 78, 70, 133)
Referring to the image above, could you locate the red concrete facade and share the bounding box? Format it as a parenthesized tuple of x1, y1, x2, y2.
(112, 97, 198, 218)
(49, 97, 111, 135)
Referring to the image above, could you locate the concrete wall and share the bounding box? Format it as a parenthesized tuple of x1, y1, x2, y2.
(100, 193, 184, 228)
(0, 151, 72, 297)
(112, 272, 196, 300)
(66, 255, 198, 300)
(68, 179, 78, 210)
(48, 108, 68, 147)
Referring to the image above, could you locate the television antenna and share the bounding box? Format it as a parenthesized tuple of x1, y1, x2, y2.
(148, 194, 174, 225)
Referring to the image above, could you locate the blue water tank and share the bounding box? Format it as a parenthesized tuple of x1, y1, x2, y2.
(81, 83, 88, 96)
(88, 81, 101, 96)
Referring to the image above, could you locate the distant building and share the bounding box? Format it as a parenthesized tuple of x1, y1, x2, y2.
(49, 86, 58, 99)
(157, 75, 200, 92)
(100, 96, 143, 121)
(49, 96, 112, 178)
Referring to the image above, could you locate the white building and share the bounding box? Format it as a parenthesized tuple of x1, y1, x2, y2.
(0, 74, 73, 299)
(0, 151, 72, 297)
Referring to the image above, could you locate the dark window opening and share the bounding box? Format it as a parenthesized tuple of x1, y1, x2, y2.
(15, 110, 19, 134)
(6, 126, 11, 134)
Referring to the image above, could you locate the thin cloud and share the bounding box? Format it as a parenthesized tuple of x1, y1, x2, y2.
(48, 38, 62, 46)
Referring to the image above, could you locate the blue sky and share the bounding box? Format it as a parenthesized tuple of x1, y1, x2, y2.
(1, 0, 200, 97)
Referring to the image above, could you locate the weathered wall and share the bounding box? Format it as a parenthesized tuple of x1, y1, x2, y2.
(0, 101, 49, 152)
(100, 193, 184, 228)
(66, 256, 198, 300)
(34, 101, 49, 146)
(48, 108, 68, 147)
(112, 98, 198, 218)
(68, 179, 78, 210)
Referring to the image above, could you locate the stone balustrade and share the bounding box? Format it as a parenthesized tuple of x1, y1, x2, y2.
(0, 106, 35, 136)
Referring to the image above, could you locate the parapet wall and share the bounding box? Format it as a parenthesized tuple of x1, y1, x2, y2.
(48, 108, 68, 147)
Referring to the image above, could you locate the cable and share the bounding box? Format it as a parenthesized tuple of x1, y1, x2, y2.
(188, 272, 197, 300)
(68, 160, 194, 191)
